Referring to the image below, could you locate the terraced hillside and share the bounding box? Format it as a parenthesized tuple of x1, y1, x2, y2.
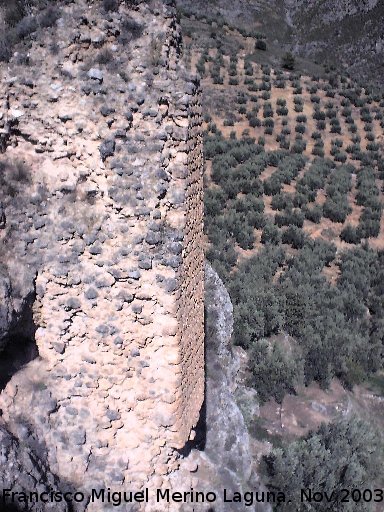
(180, 13, 384, 500)
(182, 18, 384, 254)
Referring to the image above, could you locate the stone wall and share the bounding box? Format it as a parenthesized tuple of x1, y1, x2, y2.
(0, 0, 204, 506)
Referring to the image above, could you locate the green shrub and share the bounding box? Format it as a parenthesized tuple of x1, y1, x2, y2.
(282, 51, 295, 70)
(282, 226, 306, 248)
(340, 224, 361, 244)
(261, 224, 281, 245)
(265, 417, 380, 510)
(255, 39, 267, 51)
(304, 205, 322, 223)
(248, 339, 301, 403)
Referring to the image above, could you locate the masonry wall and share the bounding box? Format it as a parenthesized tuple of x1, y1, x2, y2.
(0, 0, 204, 504)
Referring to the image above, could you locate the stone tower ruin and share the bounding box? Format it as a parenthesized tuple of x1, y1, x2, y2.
(0, 0, 205, 504)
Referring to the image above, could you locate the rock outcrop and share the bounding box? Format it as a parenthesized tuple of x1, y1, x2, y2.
(170, 264, 270, 512)
(0, 424, 68, 512)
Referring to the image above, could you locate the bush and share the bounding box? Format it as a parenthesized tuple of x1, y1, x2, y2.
(249, 116, 261, 128)
(312, 146, 324, 157)
(340, 225, 361, 244)
(0, 159, 31, 196)
(248, 340, 301, 403)
(276, 106, 288, 116)
(275, 209, 305, 228)
(282, 226, 306, 248)
(317, 120, 326, 130)
(264, 176, 282, 196)
(261, 224, 281, 245)
(313, 109, 326, 121)
(255, 39, 267, 51)
(291, 140, 306, 153)
(40, 6, 60, 28)
(271, 193, 293, 211)
(103, 0, 119, 10)
(265, 417, 380, 511)
(3, 1, 26, 27)
(119, 17, 143, 42)
(282, 51, 295, 70)
(304, 205, 322, 223)
(295, 124, 305, 134)
(15, 15, 38, 39)
(323, 197, 351, 223)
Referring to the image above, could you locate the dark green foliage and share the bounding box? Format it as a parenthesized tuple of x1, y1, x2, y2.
(265, 417, 381, 511)
(296, 114, 307, 123)
(261, 224, 281, 245)
(276, 106, 288, 116)
(310, 94, 320, 103)
(304, 204, 322, 223)
(296, 158, 332, 196)
(317, 120, 326, 131)
(340, 224, 361, 244)
(0, 1, 63, 62)
(271, 193, 293, 211)
(204, 133, 384, 402)
(291, 139, 306, 153)
(2, 0, 26, 26)
(312, 145, 325, 157)
(255, 39, 267, 51)
(0, 158, 31, 196)
(248, 340, 302, 403)
(282, 51, 295, 70)
(323, 165, 353, 223)
(264, 176, 282, 196)
(237, 92, 247, 104)
(333, 151, 347, 163)
(275, 209, 304, 228)
(263, 103, 274, 118)
(263, 118, 274, 129)
(39, 5, 60, 27)
(358, 207, 382, 238)
(249, 116, 261, 128)
(281, 225, 306, 248)
(229, 247, 285, 349)
(15, 16, 38, 39)
(119, 16, 143, 42)
(313, 109, 325, 121)
(355, 167, 380, 207)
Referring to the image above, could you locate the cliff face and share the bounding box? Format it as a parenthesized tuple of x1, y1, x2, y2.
(0, 0, 204, 507)
(169, 264, 270, 512)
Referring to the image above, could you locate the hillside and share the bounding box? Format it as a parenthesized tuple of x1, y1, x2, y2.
(177, 0, 384, 89)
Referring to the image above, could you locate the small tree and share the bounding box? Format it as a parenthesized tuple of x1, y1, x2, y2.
(255, 39, 267, 51)
(282, 52, 295, 70)
(265, 417, 380, 511)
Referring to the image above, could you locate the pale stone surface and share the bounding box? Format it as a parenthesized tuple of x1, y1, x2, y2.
(0, 0, 204, 509)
